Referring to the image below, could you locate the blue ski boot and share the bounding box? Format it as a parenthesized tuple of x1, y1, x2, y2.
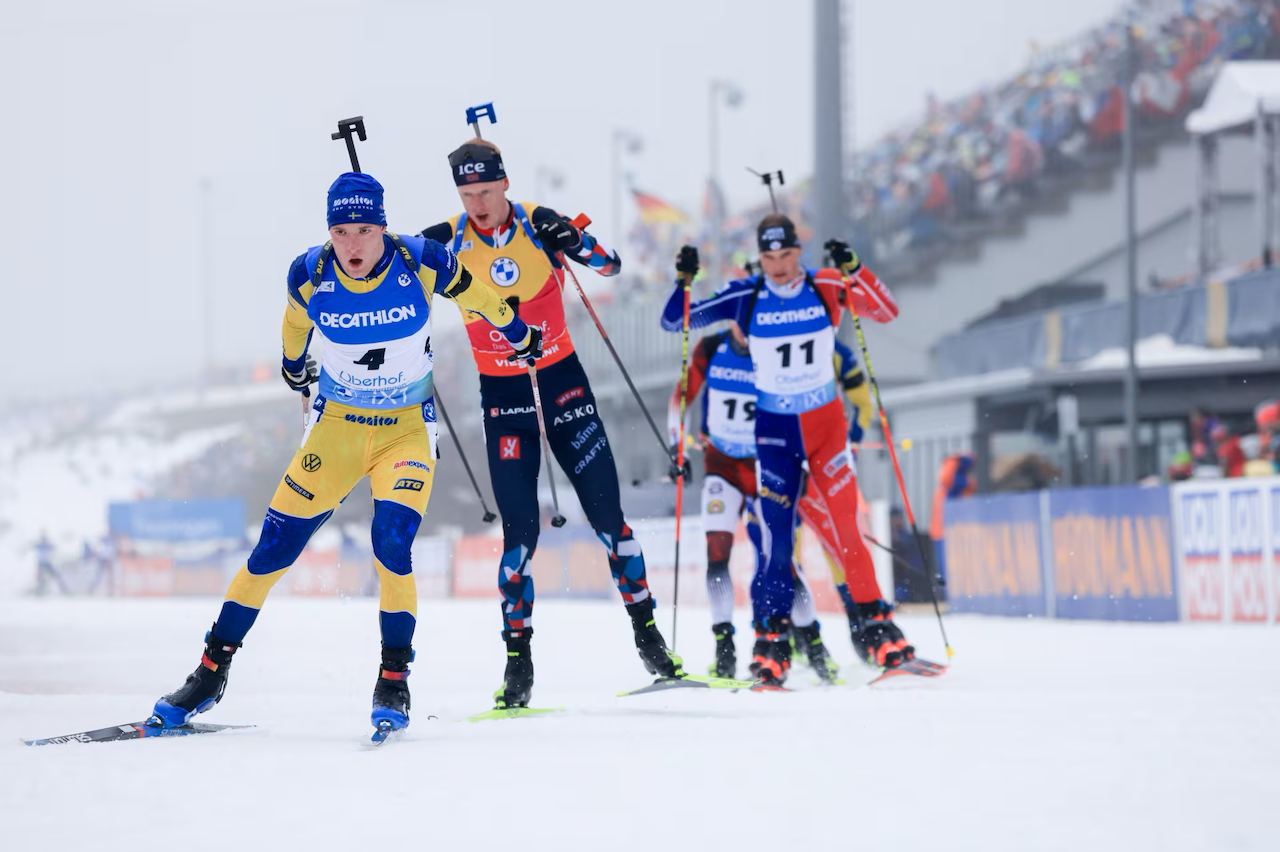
(149, 625, 240, 728)
(371, 646, 413, 742)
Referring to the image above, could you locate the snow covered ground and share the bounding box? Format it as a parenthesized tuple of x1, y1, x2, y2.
(2, 599, 1275, 852)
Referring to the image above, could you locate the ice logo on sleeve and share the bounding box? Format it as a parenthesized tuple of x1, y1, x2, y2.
(490, 257, 520, 287)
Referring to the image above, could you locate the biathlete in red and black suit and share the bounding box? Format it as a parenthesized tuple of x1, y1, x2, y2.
(660, 215, 913, 685)
(421, 138, 682, 709)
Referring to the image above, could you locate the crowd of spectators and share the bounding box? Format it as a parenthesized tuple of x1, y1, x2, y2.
(849, 0, 1280, 267)
(1169, 400, 1280, 479)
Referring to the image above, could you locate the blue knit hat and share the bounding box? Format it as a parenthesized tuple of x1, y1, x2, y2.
(327, 172, 387, 227)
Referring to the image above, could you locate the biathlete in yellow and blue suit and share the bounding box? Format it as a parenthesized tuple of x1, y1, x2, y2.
(151, 172, 539, 737)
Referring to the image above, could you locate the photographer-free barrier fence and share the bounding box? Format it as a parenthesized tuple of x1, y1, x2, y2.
(102, 501, 896, 617)
(943, 478, 1280, 623)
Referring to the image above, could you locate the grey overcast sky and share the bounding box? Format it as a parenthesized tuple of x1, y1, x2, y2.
(1, 0, 1121, 400)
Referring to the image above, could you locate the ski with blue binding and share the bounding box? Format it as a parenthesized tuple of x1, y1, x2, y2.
(24, 721, 253, 747)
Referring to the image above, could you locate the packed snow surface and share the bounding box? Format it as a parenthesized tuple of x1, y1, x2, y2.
(1, 599, 1274, 852)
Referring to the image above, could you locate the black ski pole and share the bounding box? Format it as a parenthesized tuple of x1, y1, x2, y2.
(559, 213, 677, 472)
(434, 390, 497, 524)
(669, 263, 695, 649)
(460, 101, 566, 528)
(525, 362, 567, 528)
(833, 250, 953, 660)
(863, 533, 945, 588)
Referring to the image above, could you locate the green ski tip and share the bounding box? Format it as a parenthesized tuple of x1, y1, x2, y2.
(682, 674, 758, 689)
(467, 706, 563, 723)
(618, 674, 758, 697)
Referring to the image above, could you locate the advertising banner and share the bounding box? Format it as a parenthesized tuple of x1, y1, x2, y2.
(450, 528, 616, 601)
(452, 535, 502, 598)
(1172, 478, 1279, 624)
(1227, 487, 1268, 622)
(118, 555, 174, 597)
(1174, 485, 1226, 621)
(1272, 483, 1280, 625)
(1048, 486, 1177, 621)
(944, 493, 1046, 616)
(108, 499, 245, 542)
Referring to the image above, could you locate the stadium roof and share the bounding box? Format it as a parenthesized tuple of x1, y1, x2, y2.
(1186, 61, 1280, 135)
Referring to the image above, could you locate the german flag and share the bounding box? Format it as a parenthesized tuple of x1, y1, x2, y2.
(632, 189, 688, 225)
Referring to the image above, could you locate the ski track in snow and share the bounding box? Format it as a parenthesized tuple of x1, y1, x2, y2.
(1, 599, 1274, 852)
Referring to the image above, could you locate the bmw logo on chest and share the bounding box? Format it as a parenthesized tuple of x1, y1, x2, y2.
(490, 256, 520, 287)
(398, 273, 413, 287)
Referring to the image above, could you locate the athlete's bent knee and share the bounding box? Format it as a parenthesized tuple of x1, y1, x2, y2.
(247, 508, 331, 575)
(371, 499, 423, 576)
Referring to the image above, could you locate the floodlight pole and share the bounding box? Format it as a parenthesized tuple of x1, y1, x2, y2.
(1122, 23, 1140, 482)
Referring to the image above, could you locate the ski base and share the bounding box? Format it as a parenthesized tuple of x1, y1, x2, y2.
(25, 721, 253, 747)
(868, 657, 948, 686)
(467, 706, 564, 723)
(618, 673, 756, 697)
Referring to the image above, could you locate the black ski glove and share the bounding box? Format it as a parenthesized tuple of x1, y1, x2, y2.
(676, 245, 700, 277)
(823, 239, 861, 274)
(668, 446, 693, 482)
(506, 327, 544, 365)
(282, 356, 318, 392)
(534, 215, 582, 253)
